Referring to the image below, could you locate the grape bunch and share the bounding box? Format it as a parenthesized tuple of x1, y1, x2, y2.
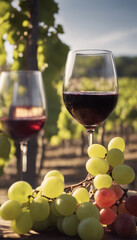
(0, 137, 137, 240)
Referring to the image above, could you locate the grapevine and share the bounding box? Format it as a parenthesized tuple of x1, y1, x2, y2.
(0, 136, 137, 239)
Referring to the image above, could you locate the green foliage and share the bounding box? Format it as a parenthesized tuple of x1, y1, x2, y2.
(105, 77, 137, 131)
(0, 133, 16, 176)
(39, 0, 58, 26)
(0, 1, 12, 17)
(40, 34, 69, 138)
(0, 38, 6, 65)
(49, 83, 84, 146)
(115, 57, 137, 77)
(0, 0, 69, 173)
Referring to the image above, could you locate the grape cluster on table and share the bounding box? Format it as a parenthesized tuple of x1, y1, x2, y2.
(0, 137, 137, 240)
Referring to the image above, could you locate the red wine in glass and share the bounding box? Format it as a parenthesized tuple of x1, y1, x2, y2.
(63, 91, 118, 131)
(63, 49, 118, 145)
(0, 106, 46, 141)
(0, 70, 47, 176)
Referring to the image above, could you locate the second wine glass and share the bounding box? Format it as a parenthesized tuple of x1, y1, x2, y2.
(0, 70, 47, 177)
(63, 49, 118, 145)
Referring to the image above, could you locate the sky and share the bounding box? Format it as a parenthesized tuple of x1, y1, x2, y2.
(55, 0, 137, 57)
(5, 0, 137, 63)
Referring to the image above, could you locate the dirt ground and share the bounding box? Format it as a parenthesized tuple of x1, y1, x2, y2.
(0, 129, 137, 205)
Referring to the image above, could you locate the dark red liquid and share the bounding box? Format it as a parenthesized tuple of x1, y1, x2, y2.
(63, 91, 118, 130)
(0, 106, 46, 141)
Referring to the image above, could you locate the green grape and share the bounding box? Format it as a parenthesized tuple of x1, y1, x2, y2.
(11, 221, 20, 234)
(0, 133, 11, 159)
(108, 137, 125, 152)
(112, 165, 135, 185)
(55, 194, 77, 216)
(8, 181, 32, 204)
(49, 211, 59, 226)
(50, 200, 61, 217)
(43, 170, 64, 183)
(30, 196, 50, 221)
(11, 210, 33, 235)
(78, 217, 104, 240)
(57, 216, 64, 233)
(41, 176, 64, 198)
(86, 157, 109, 176)
(72, 187, 89, 204)
(32, 217, 51, 232)
(94, 174, 112, 189)
(107, 148, 124, 167)
(76, 202, 100, 221)
(0, 200, 21, 220)
(87, 144, 107, 158)
(62, 214, 79, 236)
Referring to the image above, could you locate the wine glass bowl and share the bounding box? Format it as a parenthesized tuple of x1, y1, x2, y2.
(0, 70, 47, 173)
(63, 49, 118, 144)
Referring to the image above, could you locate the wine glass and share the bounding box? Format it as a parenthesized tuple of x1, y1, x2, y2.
(0, 70, 47, 177)
(63, 49, 118, 146)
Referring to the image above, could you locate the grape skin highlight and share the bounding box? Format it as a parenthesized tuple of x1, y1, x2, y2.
(86, 157, 109, 176)
(41, 176, 64, 198)
(87, 144, 107, 158)
(94, 174, 112, 189)
(108, 136, 125, 152)
(50, 200, 61, 217)
(43, 170, 64, 183)
(72, 187, 90, 204)
(8, 181, 32, 204)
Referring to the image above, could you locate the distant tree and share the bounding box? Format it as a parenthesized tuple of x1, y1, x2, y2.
(0, 0, 69, 186)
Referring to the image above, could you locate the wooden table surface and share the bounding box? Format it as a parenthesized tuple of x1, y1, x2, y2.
(0, 218, 137, 240)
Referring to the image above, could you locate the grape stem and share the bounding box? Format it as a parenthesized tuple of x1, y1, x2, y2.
(118, 187, 128, 203)
(64, 174, 94, 192)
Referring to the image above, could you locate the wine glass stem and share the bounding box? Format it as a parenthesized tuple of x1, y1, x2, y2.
(20, 141, 28, 174)
(87, 130, 94, 146)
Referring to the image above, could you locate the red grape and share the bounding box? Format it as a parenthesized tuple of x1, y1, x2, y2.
(100, 208, 117, 225)
(93, 201, 101, 210)
(111, 205, 118, 214)
(111, 184, 124, 200)
(94, 188, 117, 208)
(125, 195, 137, 217)
(114, 213, 136, 238)
(118, 200, 130, 215)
